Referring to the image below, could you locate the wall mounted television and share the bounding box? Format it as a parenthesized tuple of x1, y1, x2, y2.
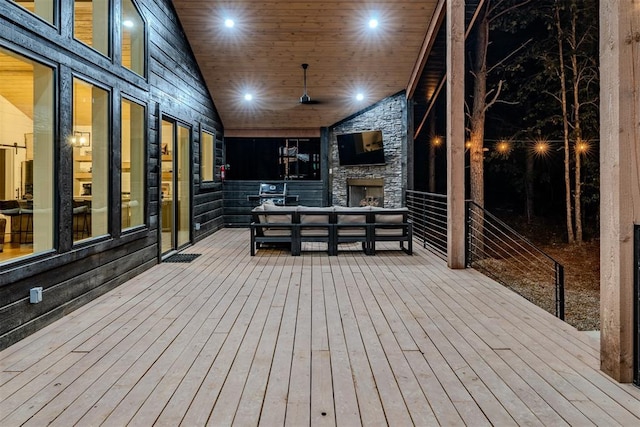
(336, 130, 386, 166)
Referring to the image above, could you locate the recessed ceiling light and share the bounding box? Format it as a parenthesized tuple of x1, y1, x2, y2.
(368, 18, 379, 29)
(224, 18, 235, 28)
(123, 19, 134, 28)
(244, 93, 253, 101)
(356, 93, 364, 101)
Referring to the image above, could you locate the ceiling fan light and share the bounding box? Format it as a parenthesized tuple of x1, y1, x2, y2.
(300, 95, 311, 103)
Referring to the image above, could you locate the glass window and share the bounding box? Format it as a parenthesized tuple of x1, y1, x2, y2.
(12, 1, 54, 25)
(177, 125, 190, 247)
(121, 99, 145, 230)
(0, 47, 54, 264)
(72, 78, 109, 242)
(122, 0, 145, 76)
(74, 0, 109, 56)
(201, 131, 214, 182)
(225, 137, 321, 180)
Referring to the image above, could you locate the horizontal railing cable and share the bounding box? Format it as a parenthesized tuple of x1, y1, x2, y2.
(405, 191, 564, 319)
(406, 191, 448, 260)
(467, 214, 557, 276)
(466, 201, 564, 319)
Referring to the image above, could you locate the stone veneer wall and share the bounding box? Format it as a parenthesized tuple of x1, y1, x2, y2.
(329, 92, 407, 208)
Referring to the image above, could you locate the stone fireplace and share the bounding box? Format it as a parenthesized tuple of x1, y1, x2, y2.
(329, 92, 407, 208)
(348, 178, 384, 207)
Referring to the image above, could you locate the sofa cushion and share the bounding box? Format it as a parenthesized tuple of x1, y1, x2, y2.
(263, 228, 292, 237)
(334, 206, 369, 223)
(252, 203, 293, 236)
(371, 207, 408, 224)
(375, 228, 404, 237)
(335, 206, 368, 236)
(298, 206, 332, 236)
(262, 203, 293, 224)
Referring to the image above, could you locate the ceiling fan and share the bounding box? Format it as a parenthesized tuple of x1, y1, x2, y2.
(299, 63, 320, 104)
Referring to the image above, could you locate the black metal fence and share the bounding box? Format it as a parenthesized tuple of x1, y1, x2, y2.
(406, 191, 448, 260)
(406, 190, 565, 319)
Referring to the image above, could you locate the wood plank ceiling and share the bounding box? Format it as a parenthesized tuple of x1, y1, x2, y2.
(171, 1, 441, 137)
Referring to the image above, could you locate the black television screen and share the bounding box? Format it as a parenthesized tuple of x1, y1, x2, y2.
(336, 130, 386, 166)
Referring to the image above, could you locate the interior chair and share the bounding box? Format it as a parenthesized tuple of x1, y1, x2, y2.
(0, 200, 22, 244)
(72, 200, 89, 240)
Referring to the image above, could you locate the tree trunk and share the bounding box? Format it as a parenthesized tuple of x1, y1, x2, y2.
(428, 113, 436, 193)
(555, 1, 575, 244)
(468, 5, 490, 260)
(469, 7, 489, 208)
(570, 0, 583, 243)
(525, 148, 535, 223)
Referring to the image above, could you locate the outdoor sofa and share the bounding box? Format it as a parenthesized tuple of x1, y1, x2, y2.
(250, 203, 412, 256)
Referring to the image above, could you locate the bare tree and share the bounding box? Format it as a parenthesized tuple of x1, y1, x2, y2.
(468, 0, 532, 209)
(554, 0, 575, 244)
(567, 0, 598, 243)
(546, 0, 599, 244)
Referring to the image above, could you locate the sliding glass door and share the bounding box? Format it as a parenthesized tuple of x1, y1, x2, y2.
(160, 118, 191, 256)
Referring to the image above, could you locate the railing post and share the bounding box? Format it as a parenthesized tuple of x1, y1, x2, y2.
(465, 200, 470, 267)
(555, 263, 565, 320)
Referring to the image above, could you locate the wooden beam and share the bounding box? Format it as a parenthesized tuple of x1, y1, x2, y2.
(412, 0, 486, 140)
(446, 0, 466, 269)
(599, 0, 640, 383)
(224, 128, 321, 138)
(406, 0, 446, 99)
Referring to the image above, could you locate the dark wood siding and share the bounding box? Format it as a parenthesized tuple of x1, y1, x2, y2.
(0, 0, 223, 349)
(223, 180, 326, 226)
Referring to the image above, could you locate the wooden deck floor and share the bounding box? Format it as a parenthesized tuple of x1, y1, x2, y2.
(1, 228, 639, 426)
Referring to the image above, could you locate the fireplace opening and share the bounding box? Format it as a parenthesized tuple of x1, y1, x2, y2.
(347, 178, 384, 207)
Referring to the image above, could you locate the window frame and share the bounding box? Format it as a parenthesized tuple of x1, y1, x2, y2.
(0, 42, 58, 265)
(8, 0, 58, 28)
(120, 93, 148, 232)
(70, 73, 113, 245)
(72, 0, 112, 58)
(200, 128, 216, 184)
(120, 0, 148, 79)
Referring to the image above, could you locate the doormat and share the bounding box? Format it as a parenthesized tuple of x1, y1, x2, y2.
(164, 253, 201, 263)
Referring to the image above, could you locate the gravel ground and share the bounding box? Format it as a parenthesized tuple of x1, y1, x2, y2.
(472, 240, 600, 331)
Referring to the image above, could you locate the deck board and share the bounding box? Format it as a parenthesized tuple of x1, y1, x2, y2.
(2, 228, 640, 426)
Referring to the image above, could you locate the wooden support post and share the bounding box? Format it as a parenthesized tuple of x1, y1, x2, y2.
(599, 0, 640, 383)
(446, 0, 466, 269)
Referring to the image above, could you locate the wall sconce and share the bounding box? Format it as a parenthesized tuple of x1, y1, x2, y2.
(71, 131, 91, 147)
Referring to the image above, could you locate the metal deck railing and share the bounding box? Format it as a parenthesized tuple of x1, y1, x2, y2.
(406, 190, 565, 319)
(406, 191, 448, 261)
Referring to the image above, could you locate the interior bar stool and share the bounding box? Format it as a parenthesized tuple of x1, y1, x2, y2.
(20, 201, 33, 244)
(72, 201, 89, 240)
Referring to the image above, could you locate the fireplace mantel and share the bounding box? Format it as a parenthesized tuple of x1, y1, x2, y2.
(346, 178, 384, 187)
